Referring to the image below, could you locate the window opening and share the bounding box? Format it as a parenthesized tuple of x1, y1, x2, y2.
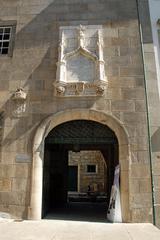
(0, 26, 12, 55)
(87, 165, 97, 173)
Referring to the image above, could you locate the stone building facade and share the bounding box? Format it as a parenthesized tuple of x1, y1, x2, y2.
(0, 0, 160, 227)
(148, 0, 160, 228)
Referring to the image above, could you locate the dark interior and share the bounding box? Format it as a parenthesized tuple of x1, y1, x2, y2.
(42, 120, 118, 222)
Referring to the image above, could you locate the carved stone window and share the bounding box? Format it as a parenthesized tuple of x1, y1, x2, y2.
(54, 25, 108, 97)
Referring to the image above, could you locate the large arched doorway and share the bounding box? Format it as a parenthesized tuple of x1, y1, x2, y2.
(29, 109, 130, 222)
(42, 120, 118, 221)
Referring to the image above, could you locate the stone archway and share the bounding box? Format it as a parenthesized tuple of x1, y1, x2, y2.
(28, 109, 131, 222)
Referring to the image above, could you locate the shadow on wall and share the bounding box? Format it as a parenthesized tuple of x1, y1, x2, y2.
(1, 0, 140, 146)
(151, 127, 160, 152)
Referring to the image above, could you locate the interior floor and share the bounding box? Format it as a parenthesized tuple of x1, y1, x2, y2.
(44, 202, 109, 223)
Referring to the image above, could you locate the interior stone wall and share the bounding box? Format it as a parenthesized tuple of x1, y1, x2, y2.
(69, 151, 107, 193)
(0, 0, 156, 224)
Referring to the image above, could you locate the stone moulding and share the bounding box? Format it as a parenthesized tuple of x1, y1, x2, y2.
(54, 25, 108, 97)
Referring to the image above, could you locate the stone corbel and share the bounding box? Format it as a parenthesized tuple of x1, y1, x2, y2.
(12, 88, 27, 101)
(96, 85, 105, 96)
(12, 88, 27, 117)
(55, 84, 66, 96)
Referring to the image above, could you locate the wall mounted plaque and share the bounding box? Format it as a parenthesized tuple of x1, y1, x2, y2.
(54, 25, 108, 97)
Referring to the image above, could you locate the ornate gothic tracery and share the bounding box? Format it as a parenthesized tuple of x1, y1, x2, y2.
(54, 25, 108, 96)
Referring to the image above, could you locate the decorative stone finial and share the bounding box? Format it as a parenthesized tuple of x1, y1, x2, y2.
(77, 25, 85, 48)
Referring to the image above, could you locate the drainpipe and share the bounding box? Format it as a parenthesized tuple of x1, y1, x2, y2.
(136, 0, 156, 225)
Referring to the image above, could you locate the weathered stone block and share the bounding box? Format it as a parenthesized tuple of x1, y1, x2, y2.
(0, 179, 12, 192)
(153, 176, 160, 191)
(9, 205, 27, 219)
(123, 112, 147, 124)
(131, 208, 152, 223)
(121, 88, 145, 100)
(14, 164, 31, 178)
(12, 178, 30, 192)
(131, 164, 150, 178)
(155, 191, 160, 204)
(130, 179, 140, 193)
(137, 151, 150, 163)
(135, 100, 146, 112)
(155, 206, 160, 228)
(0, 165, 15, 178)
(139, 179, 152, 193)
(118, 25, 139, 38)
(130, 193, 152, 208)
(111, 100, 135, 112)
(120, 66, 144, 77)
(111, 37, 129, 47)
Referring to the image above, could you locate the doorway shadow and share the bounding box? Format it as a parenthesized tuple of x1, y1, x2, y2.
(42, 120, 118, 223)
(44, 202, 109, 223)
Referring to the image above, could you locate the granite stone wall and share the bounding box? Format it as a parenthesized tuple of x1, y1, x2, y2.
(0, 0, 158, 225)
(69, 151, 107, 193)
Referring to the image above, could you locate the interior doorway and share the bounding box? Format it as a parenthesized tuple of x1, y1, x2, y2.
(42, 120, 118, 221)
(68, 166, 78, 192)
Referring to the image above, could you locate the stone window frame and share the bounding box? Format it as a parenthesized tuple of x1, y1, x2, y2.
(54, 25, 108, 97)
(0, 20, 17, 57)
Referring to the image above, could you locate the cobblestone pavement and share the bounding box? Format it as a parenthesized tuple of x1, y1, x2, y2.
(0, 220, 160, 240)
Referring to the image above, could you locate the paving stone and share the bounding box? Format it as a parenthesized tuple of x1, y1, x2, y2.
(0, 221, 160, 240)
